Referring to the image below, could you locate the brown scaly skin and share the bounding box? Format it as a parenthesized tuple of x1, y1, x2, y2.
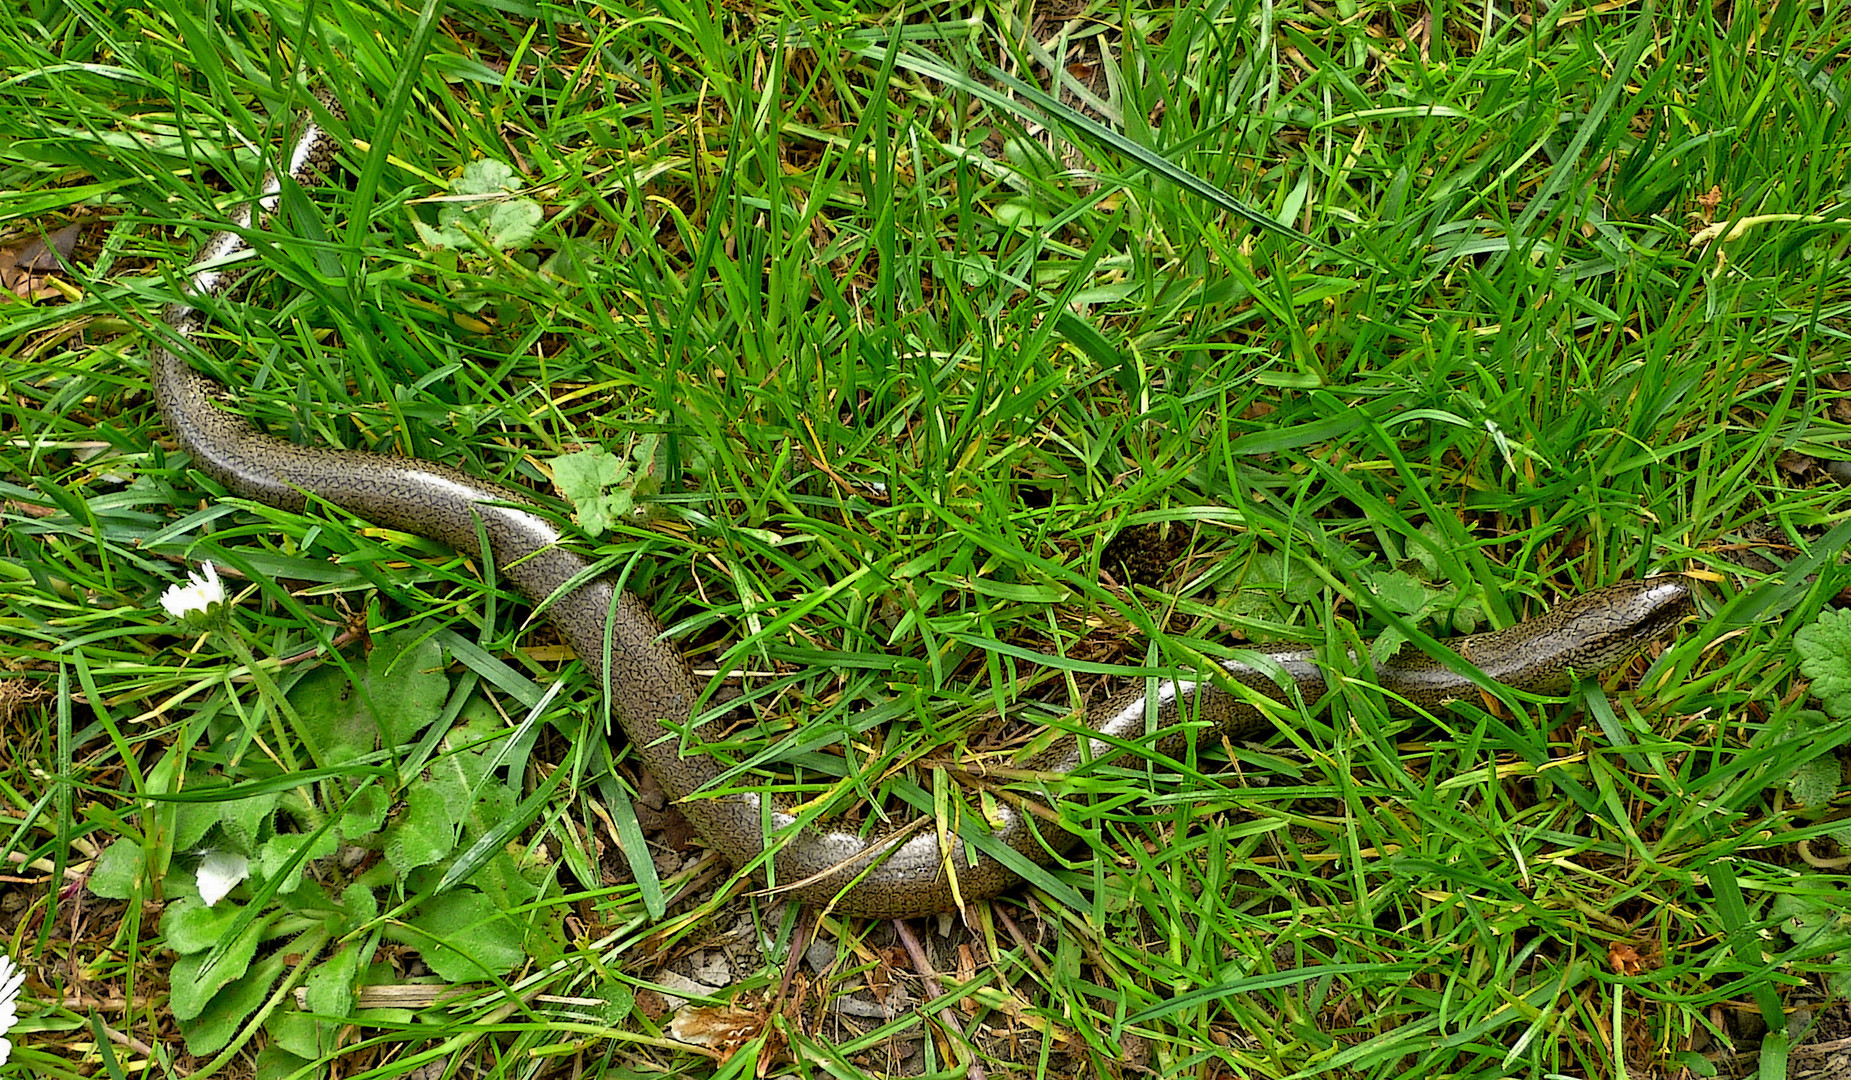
(147, 92, 1696, 918)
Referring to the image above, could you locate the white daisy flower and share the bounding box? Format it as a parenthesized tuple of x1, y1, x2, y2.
(0, 952, 24, 1065)
(159, 561, 227, 624)
(195, 851, 250, 908)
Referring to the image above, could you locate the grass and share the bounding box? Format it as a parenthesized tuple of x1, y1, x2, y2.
(3, 0, 1851, 1076)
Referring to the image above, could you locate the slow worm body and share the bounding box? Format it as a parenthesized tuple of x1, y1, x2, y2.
(146, 92, 1693, 918)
